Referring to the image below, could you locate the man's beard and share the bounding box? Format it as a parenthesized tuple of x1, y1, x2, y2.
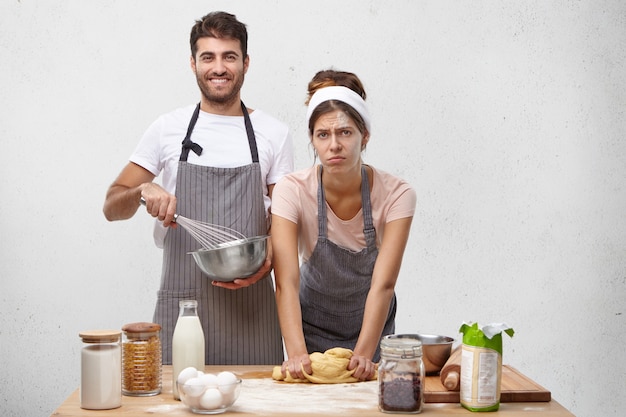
(196, 72, 245, 107)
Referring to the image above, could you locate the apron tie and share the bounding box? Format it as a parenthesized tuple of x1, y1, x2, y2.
(182, 140, 203, 157)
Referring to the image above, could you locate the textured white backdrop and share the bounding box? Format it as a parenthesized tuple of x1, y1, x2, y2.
(1, 1, 624, 416)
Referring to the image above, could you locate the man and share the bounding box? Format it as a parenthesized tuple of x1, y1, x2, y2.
(103, 11, 293, 365)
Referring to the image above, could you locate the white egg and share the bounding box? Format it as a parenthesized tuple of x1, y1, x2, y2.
(199, 388, 223, 410)
(177, 366, 199, 386)
(221, 390, 236, 405)
(217, 371, 237, 385)
(199, 373, 219, 388)
(217, 371, 238, 394)
(182, 377, 206, 398)
(182, 391, 201, 409)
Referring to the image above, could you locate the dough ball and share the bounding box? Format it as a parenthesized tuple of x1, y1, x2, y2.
(272, 347, 377, 384)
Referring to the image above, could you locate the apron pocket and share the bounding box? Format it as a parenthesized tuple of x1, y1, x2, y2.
(156, 288, 203, 303)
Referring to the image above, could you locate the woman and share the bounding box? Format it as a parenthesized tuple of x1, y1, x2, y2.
(272, 70, 416, 381)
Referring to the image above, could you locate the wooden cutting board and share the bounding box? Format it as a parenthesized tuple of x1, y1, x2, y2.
(424, 365, 551, 403)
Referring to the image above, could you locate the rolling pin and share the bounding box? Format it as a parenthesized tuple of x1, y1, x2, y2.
(439, 345, 461, 391)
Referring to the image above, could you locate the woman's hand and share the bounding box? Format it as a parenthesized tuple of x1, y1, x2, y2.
(281, 353, 312, 380)
(348, 354, 377, 381)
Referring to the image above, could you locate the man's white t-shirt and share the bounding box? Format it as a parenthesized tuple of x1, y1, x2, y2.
(130, 104, 294, 247)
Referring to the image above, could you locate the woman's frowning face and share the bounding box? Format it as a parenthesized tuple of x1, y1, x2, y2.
(311, 110, 368, 173)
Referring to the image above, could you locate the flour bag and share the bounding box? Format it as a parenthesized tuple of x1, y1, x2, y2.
(459, 322, 514, 412)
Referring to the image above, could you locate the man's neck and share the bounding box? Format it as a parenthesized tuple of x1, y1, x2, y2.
(200, 96, 243, 116)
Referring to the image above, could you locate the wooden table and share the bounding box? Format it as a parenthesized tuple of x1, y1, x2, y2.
(50, 365, 576, 416)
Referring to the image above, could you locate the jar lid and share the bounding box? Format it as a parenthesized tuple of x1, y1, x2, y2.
(79, 329, 122, 343)
(122, 322, 161, 334)
(381, 334, 422, 357)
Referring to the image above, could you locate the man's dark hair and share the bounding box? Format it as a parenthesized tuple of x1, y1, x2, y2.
(190, 11, 248, 59)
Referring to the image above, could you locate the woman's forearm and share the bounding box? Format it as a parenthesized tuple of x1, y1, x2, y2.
(354, 216, 414, 359)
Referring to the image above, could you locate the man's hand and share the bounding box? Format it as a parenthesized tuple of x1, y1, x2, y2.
(212, 235, 273, 289)
(140, 183, 177, 227)
(211, 258, 272, 289)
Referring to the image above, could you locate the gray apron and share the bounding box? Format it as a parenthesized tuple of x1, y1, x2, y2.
(153, 102, 283, 365)
(299, 165, 396, 362)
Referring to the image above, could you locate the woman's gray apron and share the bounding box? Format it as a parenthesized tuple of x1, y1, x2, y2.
(299, 165, 396, 362)
(154, 102, 283, 365)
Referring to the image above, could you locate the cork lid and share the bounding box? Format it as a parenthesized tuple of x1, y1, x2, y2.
(122, 322, 161, 334)
(79, 329, 122, 343)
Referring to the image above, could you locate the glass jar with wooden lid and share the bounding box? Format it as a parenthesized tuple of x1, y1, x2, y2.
(121, 322, 162, 396)
(79, 329, 122, 409)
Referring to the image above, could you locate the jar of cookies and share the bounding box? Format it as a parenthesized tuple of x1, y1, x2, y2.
(121, 322, 162, 396)
(378, 334, 424, 414)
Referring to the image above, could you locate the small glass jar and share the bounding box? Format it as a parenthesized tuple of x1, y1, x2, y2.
(79, 330, 122, 410)
(378, 334, 424, 414)
(121, 322, 162, 396)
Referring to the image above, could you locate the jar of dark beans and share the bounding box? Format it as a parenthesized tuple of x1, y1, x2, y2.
(378, 335, 424, 414)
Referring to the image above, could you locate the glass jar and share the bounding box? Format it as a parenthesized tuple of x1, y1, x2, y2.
(79, 330, 122, 410)
(378, 334, 424, 414)
(122, 322, 162, 396)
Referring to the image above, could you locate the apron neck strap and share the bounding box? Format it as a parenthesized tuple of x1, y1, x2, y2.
(317, 165, 376, 249)
(241, 101, 259, 163)
(180, 101, 259, 163)
(180, 103, 202, 161)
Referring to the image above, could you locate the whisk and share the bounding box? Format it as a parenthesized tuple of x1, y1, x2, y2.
(139, 198, 247, 249)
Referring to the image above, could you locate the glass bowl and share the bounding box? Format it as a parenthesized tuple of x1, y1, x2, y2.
(178, 379, 242, 414)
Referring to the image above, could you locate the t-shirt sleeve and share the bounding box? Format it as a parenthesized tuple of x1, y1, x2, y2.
(386, 185, 417, 223)
(129, 117, 163, 176)
(271, 175, 301, 224)
(266, 126, 294, 186)
(374, 169, 417, 224)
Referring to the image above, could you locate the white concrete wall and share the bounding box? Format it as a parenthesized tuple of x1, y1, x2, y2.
(1, 1, 624, 416)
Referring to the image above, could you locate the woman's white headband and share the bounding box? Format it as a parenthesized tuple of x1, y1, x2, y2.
(306, 86, 371, 132)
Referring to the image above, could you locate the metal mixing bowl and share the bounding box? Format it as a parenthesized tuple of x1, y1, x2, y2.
(189, 235, 268, 282)
(384, 333, 454, 375)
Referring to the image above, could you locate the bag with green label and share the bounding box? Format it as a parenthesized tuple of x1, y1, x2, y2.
(459, 322, 514, 412)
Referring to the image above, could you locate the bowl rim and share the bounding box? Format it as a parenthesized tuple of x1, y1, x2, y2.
(385, 333, 455, 345)
(188, 235, 269, 255)
(179, 378, 242, 410)
(179, 378, 243, 388)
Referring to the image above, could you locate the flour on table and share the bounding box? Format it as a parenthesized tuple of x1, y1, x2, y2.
(233, 378, 378, 415)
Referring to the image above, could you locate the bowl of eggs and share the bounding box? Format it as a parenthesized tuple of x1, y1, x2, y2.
(177, 367, 242, 414)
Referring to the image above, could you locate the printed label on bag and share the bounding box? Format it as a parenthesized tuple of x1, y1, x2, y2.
(460, 344, 502, 409)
